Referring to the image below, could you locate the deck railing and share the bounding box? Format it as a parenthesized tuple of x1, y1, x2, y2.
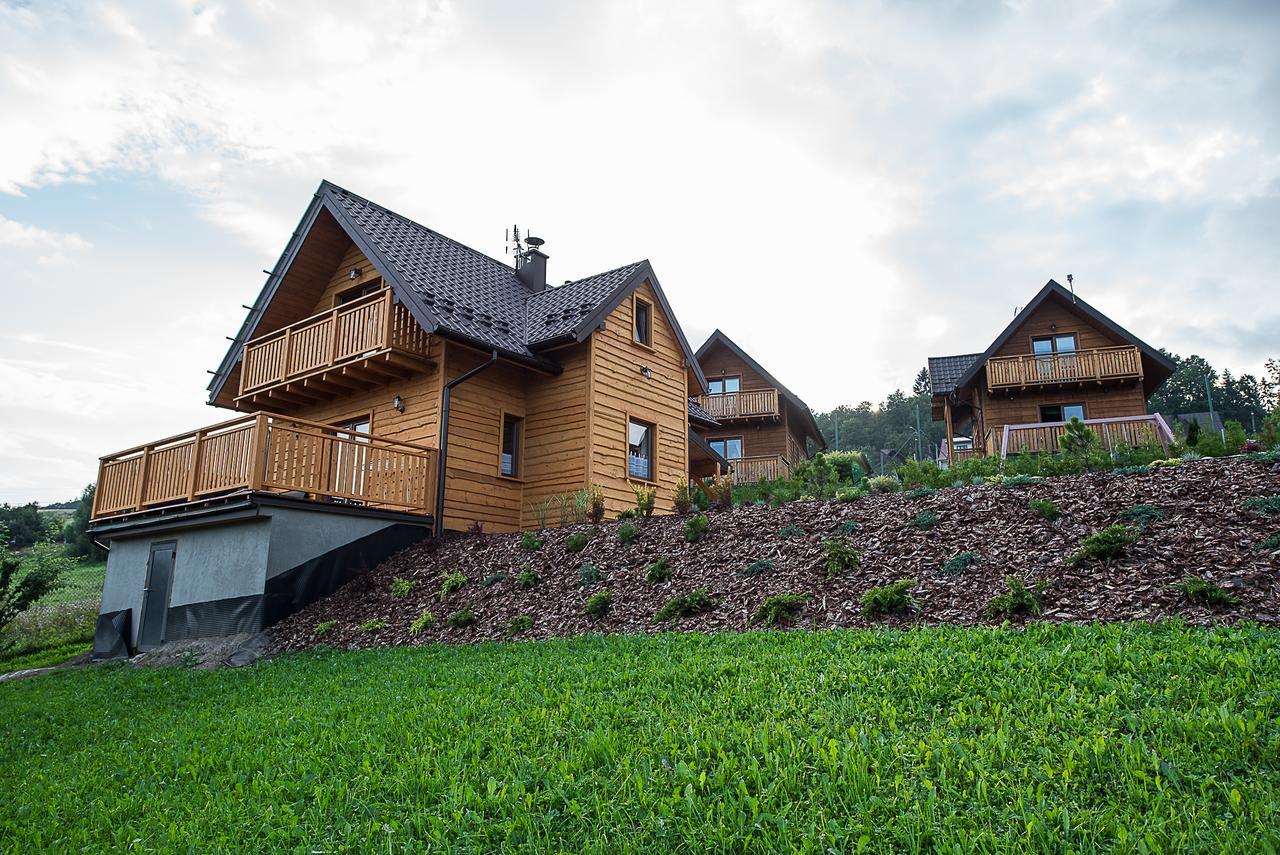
(239, 289, 430, 395)
(694, 389, 781, 420)
(986, 345, 1142, 390)
(727, 454, 792, 484)
(91, 413, 438, 520)
(1000, 414, 1174, 457)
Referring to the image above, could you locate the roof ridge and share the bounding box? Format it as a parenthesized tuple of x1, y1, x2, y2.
(561, 259, 646, 287)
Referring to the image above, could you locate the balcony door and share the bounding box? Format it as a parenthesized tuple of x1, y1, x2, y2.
(708, 436, 743, 462)
(330, 417, 371, 501)
(1032, 334, 1077, 380)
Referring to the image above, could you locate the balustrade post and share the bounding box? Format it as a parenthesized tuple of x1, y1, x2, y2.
(280, 329, 292, 382)
(134, 446, 152, 511)
(328, 305, 341, 365)
(186, 430, 206, 502)
(383, 290, 394, 350)
(249, 414, 270, 492)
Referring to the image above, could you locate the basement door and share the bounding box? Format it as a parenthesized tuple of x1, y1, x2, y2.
(137, 542, 176, 651)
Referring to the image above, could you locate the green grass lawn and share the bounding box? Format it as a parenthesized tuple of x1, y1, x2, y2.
(1, 623, 1277, 852)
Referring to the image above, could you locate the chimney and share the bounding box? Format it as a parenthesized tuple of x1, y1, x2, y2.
(517, 236, 548, 292)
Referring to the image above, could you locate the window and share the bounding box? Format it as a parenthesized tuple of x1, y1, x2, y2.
(633, 297, 652, 347)
(627, 418, 655, 480)
(330, 416, 371, 500)
(500, 413, 523, 478)
(708, 437, 743, 460)
(707, 376, 741, 395)
(336, 279, 382, 305)
(1032, 333, 1078, 380)
(1039, 403, 1085, 423)
(1031, 333, 1078, 354)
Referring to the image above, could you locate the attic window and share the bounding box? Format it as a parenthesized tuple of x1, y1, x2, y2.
(633, 295, 653, 347)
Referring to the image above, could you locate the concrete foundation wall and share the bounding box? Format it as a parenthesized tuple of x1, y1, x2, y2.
(263, 507, 402, 580)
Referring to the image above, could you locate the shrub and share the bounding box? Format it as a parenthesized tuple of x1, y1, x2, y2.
(654, 588, 715, 622)
(752, 593, 809, 626)
(437, 570, 468, 601)
(910, 511, 938, 530)
(515, 567, 540, 588)
(866, 475, 901, 494)
(907, 486, 936, 499)
(466, 520, 485, 536)
(984, 576, 1049, 619)
(942, 551, 979, 576)
(684, 514, 709, 543)
(358, 618, 386, 633)
(481, 572, 509, 588)
(999, 475, 1043, 489)
(616, 509, 637, 521)
(739, 559, 774, 578)
(445, 608, 476, 628)
(1174, 576, 1241, 609)
(630, 482, 657, 518)
(409, 609, 435, 636)
(583, 591, 611, 618)
(389, 577, 414, 598)
(1112, 464, 1150, 476)
(578, 563, 605, 586)
(1260, 532, 1280, 552)
(1071, 525, 1139, 563)
(823, 539, 860, 579)
(645, 558, 673, 583)
(1028, 499, 1059, 521)
(1224, 421, 1247, 454)
(1241, 439, 1263, 453)
(673, 478, 693, 514)
(897, 458, 944, 490)
(617, 522, 640, 545)
(312, 619, 337, 638)
(1119, 504, 1165, 530)
(778, 524, 806, 539)
(831, 520, 859, 536)
(1059, 418, 1099, 455)
(792, 454, 841, 499)
(861, 579, 917, 618)
(506, 615, 533, 637)
(0, 547, 69, 635)
(565, 532, 590, 553)
(834, 486, 864, 502)
(519, 531, 544, 552)
(1243, 495, 1280, 514)
(587, 484, 606, 525)
(705, 475, 733, 510)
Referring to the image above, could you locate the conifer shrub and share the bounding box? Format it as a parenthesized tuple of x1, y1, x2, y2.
(984, 576, 1048, 619)
(359, 618, 387, 633)
(617, 522, 640, 545)
(389, 577, 414, 598)
(908, 487, 936, 499)
(519, 531, 544, 552)
(752, 593, 809, 626)
(999, 475, 1043, 489)
(583, 591, 611, 618)
(823, 539, 860, 579)
(1119, 504, 1165, 530)
(866, 476, 901, 494)
(481, 572, 509, 588)
(684, 514, 709, 543)
(942, 551, 979, 576)
(778, 524, 807, 539)
(831, 520, 859, 536)
(312, 620, 337, 638)
(515, 567, 540, 588)
(673, 478, 693, 515)
(1174, 577, 1241, 608)
(739, 559, 774, 578)
(861, 579, 917, 618)
(566, 532, 590, 553)
(1243, 495, 1280, 514)
(1260, 532, 1280, 552)
(911, 511, 939, 530)
(645, 558, 673, 583)
(579, 563, 605, 586)
(654, 588, 715, 622)
(409, 609, 435, 636)
(1028, 499, 1059, 521)
(445, 608, 476, 628)
(437, 571, 468, 600)
(506, 615, 533, 637)
(1070, 525, 1138, 563)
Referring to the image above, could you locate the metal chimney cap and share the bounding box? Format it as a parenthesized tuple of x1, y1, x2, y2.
(525, 236, 545, 248)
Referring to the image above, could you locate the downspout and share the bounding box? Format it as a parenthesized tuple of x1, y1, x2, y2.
(434, 350, 499, 537)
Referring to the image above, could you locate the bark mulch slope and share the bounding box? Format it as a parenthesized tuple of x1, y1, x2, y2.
(272, 455, 1280, 652)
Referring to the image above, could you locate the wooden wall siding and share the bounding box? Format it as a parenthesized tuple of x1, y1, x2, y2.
(992, 298, 1127, 359)
(979, 384, 1148, 435)
(311, 244, 385, 313)
(698, 340, 773, 391)
(589, 280, 689, 517)
(520, 342, 591, 529)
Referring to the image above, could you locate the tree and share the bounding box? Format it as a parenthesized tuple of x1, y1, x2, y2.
(62, 484, 106, 561)
(912, 367, 931, 397)
(0, 503, 47, 550)
(0, 545, 69, 639)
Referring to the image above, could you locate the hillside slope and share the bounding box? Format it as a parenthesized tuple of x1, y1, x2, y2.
(273, 456, 1280, 650)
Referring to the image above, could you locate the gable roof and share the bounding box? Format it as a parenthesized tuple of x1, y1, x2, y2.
(209, 181, 708, 401)
(694, 329, 827, 449)
(926, 353, 982, 397)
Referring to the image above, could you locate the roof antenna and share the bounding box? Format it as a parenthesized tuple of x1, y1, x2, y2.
(1067, 273, 1075, 303)
(505, 225, 527, 270)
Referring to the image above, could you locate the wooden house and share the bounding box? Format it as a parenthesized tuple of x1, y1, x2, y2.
(690, 330, 826, 483)
(928, 280, 1177, 463)
(87, 181, 712, 653)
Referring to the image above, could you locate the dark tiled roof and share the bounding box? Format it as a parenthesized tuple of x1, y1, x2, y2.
(927, 353, 982, 396)
(526, 261, 645, 345)
(687, 398, 720, 428)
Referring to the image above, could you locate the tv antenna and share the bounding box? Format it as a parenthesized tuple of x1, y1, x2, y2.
(1066, 273, 1076, 303)
(505, 225, 530, 269)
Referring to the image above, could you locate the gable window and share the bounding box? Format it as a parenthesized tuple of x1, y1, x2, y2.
(708, 437, 743, 461)
(1032, 333, 1079, 380)
(633, 296, 653, 347)
(1040, 403, 1085, 424)
(628, 418, 655, 481)
(336, 279, 382, 305)
(500, 413, 523, 478)
(707, 376, 741, 395)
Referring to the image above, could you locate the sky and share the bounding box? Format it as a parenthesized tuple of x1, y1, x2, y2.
(2, 0, 1278, 504)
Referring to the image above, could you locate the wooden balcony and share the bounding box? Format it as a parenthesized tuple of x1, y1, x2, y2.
(694, 389, 781, 420)
(727, 454, 793, 484)
(986, 346, 1142, 391)
(999, 414, 1174, 457)
(91, 413, 439, 521)
(236, 289, 433, 410)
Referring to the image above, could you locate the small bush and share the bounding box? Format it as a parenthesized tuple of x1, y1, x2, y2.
(684, 514, 709, 543)
(673, 478, 693, 515)
(519, 531, 544, 552)
(481, 572, 510, 588)
(645, 558, 673, 583)
(617, 522, 640, 545)
(654, 588, 715, 622)
(506, 615, 533, 637)
(359, 618, 386, 633)
(437, 571, 468, 601)
(583, 591, 611, 618)
(466, 520, 485, 536)
(1260, 532, 1280, 552)
(910, 511, 938, 530)
(579, 563, 605, 586)
(1071, 525, 1139, 563)
(630, 482, 657, 518)
(565, 532, 590, 553)
(823, 539, 860, 579)
(312, 619, 337, 638)
(942, 551, 979, 576)
(1174, 576, 1241, 609)
(1119, 504, 1165, 530)
(752, 593, 809, 626)
(861, 579, 917, 618)
(1243, 495, 1280, 514)
(409, 609, 435, 636)
(739, 559, 774, 578)
(835, 486, 864, 502)
(1112, 465, 1150, 476)
(778, 524, 807, 539)
(587, 484, 606, 525)
(866, 476, 901, 494)
(616, 509, 637, 521)
(515, 567, 540, 588)
(705, 475, 733, 510)
(984, 576, 1049, 619)
(907, 486, 936, 499)
(389, 577, 414, 598)
(1000, 475, 1043, 489)
(831, 520, 859, 536)
(1028, 499, 1059, 521)
(445, 608, 476, 628)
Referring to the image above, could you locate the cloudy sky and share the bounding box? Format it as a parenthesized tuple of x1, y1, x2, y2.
(2, 0, 1278, 503)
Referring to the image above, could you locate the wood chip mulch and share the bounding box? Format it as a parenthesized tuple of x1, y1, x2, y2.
(270, 456, 1280, 652)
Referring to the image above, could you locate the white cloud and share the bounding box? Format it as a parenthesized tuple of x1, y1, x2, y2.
(0, 214, 90, 263)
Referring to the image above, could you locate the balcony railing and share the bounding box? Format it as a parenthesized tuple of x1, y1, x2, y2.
(986, 346, 1142, 390)
(694, 389, 781, 420)
(727, 454, 793, 484)
(237, 289, 432, 402)
(999, 414, 1174, 457)
(91, 413, 439, 521)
